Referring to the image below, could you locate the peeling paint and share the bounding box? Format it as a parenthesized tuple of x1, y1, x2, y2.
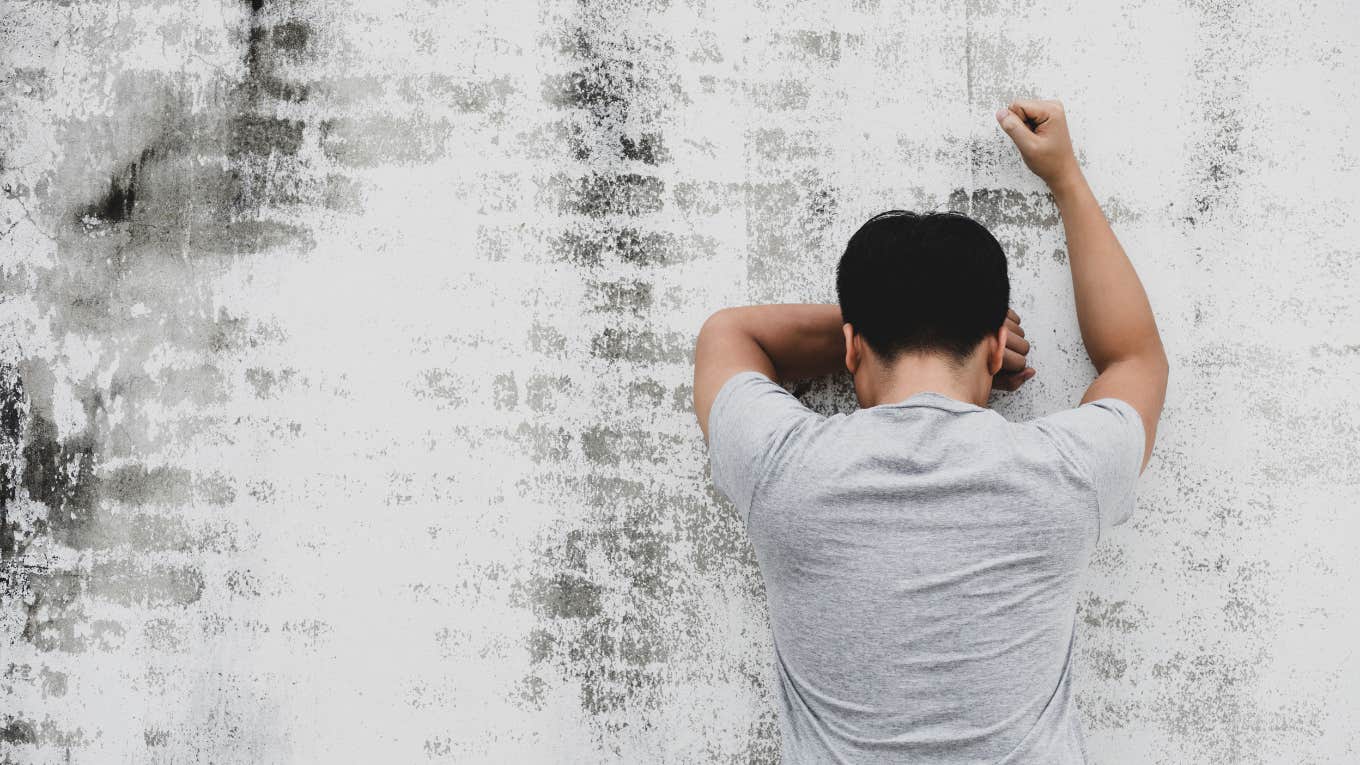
(2, 0, 1357, 761)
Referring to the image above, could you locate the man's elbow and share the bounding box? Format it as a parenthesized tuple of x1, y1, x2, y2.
(694, 310, 732, 379)
(1126, 342, 1171, 401)
(1098, 335, 1168, 379)
(1144, 338, 1170, 383)
(697, 308, 741, 346)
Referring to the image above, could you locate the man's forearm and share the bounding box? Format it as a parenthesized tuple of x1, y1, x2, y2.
(1050, 171, 1165, 371)
(715, 303, 846, 384)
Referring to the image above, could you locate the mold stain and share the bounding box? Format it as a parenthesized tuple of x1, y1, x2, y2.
(18, 373, 103, 549)
(548, 227, 708, 270)
(0, 363, 28, 560)
(75, 147, 154, 226)
(1, 1, 341, 729)
(742, 167, 841, 302)
(585, 279, 653, 317)
(1185, 0, 1248, 218)
(589, 327, 693, 365)
(514, 469, 766, 747)
(947, 187, 1060, 230)
(543, 172, 667, 218)
(510, 8, 699, 732)
(540, 25, 679, 166)
(524, 373, 574, 413)
(1148, 649, 1323, 763)
(513, 487, 675, 726)
(1078, 594, 1147, 634)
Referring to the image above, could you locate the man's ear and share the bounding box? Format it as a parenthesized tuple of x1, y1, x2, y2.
(843, 323, 859, 374)
(988, 324, 1009, 376)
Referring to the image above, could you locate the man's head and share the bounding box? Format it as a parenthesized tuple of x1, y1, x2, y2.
(836, 210, 1010, 403)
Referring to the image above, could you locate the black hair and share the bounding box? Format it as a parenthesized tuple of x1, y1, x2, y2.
(835, 209, 1009, 367)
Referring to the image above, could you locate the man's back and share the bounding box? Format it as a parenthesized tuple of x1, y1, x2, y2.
(693, 99, 1167, 763)
(707, 371, 1146, 764)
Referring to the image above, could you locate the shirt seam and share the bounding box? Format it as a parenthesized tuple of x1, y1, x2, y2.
(1032, 416, 1103, 548)
(1084, 397, 1145, 534)
(1095, 397, 1146, 531)
(709, 371, 810, 530)
(873, 392, 984, 414)
(707, 371, 752, 518)
(744, 415, 817, 532)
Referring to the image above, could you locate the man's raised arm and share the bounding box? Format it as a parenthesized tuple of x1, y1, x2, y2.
(997, 99, 1169, 473)
(692, 304, 846, 445)
(692, 303, 1035, 445)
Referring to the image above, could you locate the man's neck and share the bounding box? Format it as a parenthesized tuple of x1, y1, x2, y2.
(856, 353, 990, 409)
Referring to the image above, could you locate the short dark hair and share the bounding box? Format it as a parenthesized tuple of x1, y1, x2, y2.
(836, 210, 1009, 367)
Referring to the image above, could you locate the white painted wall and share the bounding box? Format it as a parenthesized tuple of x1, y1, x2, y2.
(1, 0, 1356, 761)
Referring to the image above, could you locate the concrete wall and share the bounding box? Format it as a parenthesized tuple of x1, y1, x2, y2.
(1, 0, 1356, 762)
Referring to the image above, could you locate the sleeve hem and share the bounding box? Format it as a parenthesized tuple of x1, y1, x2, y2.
(1087, 397, 1146, 534)
(707, 370, 774, 525)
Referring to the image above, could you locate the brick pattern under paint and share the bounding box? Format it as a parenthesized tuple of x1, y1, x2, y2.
(1, 0, 1358, 762)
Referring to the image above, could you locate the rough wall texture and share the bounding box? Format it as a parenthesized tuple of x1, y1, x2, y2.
(1, 0, 1357, 762)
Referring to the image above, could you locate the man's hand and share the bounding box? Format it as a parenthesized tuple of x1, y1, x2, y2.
(995, 99, 1080, 188)
(998, 101, 1167, 472)
(993, 307, 1036, 392)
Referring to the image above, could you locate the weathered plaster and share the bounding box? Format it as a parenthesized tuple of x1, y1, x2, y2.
(1, 0, 1357, 762)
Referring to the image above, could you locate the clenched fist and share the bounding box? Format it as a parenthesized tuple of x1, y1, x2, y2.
(995, 99, 1080, 187)
(992, 307, 1036, 392)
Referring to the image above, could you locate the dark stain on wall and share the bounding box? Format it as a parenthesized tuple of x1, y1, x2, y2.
(6, 364, 102, 555)
(524, 374, 575, 413)
(589, 327, 693, 364)
(1185, 0, 1247, 219)
(742, 169, 841, 301)
(531, 569, 604, 620)
(514, 481, 674, 722)
(618, 132, 670, 165)
(270, 21, 311, 54)
(100, 464, 236, 508)
(75, 147, 154, 225)
(512, 1, 717, 746)
(548, 227, 710, 269)
(492, 372, 519, 410)
(0, 718, 36, 745)
(544, 172, 667, 218)
(243, 1, 312, 102)
(515, 466, 767, 741)
(1148, 648, 1322, 763)
(0, 364, 27, 559)
(396, 74, 516, 112)
(319, 114, 452, 167)
(586, 279, 653, 317)
(541, 22, 681, 167)
(948, 187, 1060, 229)
(3, 0, 335, 712)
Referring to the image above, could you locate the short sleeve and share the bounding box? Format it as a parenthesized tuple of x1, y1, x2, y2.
(1031, 397, 1146, 536)
(706, 370, 821, 526)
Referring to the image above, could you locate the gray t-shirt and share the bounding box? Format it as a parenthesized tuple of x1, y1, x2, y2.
(706, 371, 1145, 764)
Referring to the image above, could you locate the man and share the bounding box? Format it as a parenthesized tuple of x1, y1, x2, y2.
(692, 99, 1169, 763)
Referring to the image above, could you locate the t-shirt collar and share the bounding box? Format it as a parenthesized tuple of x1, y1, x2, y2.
(873, 391, 986, 413)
